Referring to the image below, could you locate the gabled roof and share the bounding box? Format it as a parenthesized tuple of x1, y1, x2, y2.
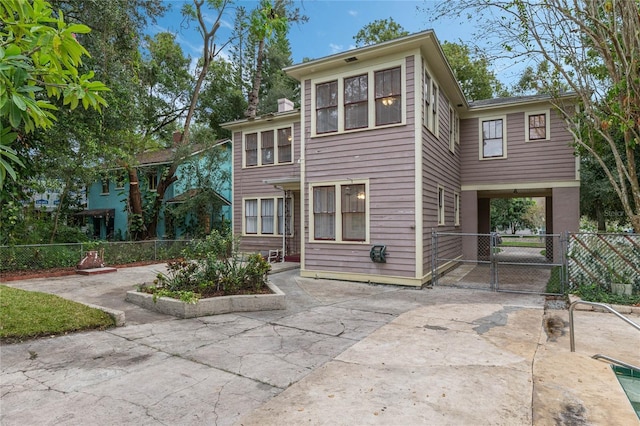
(166, 188, 231, 206)
(136, 139, 230, 167)
(284, 30, 468, 109)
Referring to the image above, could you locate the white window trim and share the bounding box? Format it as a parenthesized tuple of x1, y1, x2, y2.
(525, 109, 550, 142)
(437, 185, 445, 226)
(310, 60, 406, 137)
(448, 104, 458, 153)
(309, 179, 370, 244)
(243, 125, 294, 168)
(478, 115, 508, 160)
(242, 196, 294, 237)
(454, 191, 460, 227)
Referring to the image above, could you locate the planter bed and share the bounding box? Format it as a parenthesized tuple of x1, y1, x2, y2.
(125, 281, 285, 318)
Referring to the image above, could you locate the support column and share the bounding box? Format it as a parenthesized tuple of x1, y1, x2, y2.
(552, 187, 580, 263)
(461, 191, 478, 261)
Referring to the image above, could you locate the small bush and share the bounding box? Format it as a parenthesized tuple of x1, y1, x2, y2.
(143, 230, 271, 300)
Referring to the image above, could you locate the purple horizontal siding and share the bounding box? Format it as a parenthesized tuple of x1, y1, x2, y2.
(461, 110, 576, 185)
(303, 56, 417, 279)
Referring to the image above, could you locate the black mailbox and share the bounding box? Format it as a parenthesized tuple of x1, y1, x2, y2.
(370, 245, 387, 263)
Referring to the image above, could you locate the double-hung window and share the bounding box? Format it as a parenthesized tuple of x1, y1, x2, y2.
(277, 127, 292, 163)
(148, 173, 158, 191)
(101, 178, 110, 195)
(341, 184, 366, 241)
(311, 182, 367, 243)
(313, 186, 336, 240)
(245, 133, 258, 166)
(481, 118, 506, 159)
(261, 130, 274, 165)
(375, 67, 401, 126)
(244, 197, 293, 236)
(344, 74, 368, 130)
(245, 199, 258, 234)
(525, 111, 549, 142)
(438, 186, 445, 225)
(316, 81, 338, 133)
(261, 199, 274, 234)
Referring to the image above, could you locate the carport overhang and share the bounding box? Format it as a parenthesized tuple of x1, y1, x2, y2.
(263, 177, 300, 191)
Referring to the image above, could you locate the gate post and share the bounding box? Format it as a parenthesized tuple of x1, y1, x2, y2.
(490, 232, 498, 291)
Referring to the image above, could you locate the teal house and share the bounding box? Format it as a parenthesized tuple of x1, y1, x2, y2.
(81, 138, 232, 240)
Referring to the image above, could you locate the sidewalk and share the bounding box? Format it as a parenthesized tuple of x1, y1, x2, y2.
(1, 265, 638, 425)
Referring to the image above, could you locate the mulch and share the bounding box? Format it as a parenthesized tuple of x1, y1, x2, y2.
(0, 261, 162, 282)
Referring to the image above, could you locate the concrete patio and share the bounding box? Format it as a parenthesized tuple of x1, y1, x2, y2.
(1, 264, 638, 425)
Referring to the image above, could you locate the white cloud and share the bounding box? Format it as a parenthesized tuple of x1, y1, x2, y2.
(348, 10, 358, 17)
(329, 43, 344, 54)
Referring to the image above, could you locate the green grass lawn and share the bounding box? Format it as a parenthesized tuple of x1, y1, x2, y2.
(0, 285, 115, 343)
(499, 240, 545, 248)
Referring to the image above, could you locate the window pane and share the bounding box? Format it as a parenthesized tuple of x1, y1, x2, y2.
(529, 114, 546, 140)
(246, 133, 258, 166)
(313, 186, 335, 240)
(344, 75, 367, 103)
(261, 130, 274, 165)
(316, 107, 338, 133)
(245, 200, 257, 234)
(375, 68, 401, 126)
(341, 184, 365, 241)
(482, 119, 504, 158)
(277, 128, 292, 163)
(261, 199, 274, 234)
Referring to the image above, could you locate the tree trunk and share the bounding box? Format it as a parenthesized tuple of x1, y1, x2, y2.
(245, 38, 265, 118)
(127, 167, 144, 240)
(595, 204, 606, 233)
(49, 179, 69, 244)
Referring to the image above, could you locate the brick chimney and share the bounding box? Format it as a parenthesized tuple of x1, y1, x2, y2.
(277, 98, 294, 113)
(172, 130, 183, 147)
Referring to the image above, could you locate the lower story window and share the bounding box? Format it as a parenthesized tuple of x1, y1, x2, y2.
(311, 182, 368, 242)
(244, 197, 293, 236)
(245, 199, 258, 234)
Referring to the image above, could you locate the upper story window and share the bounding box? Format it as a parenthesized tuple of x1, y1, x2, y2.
(277, 128, 292, 163)
(245, 133, 258, 166)
(261, 130, 274, 165)
(525, 111, 550, 142)
(374, 67, 401, 126)
(244, 126, 294, 168)
(344, 74, 368, 130)
(316, 81, 338, 134)
(148, 173, 158, 191)
(481, 117, 507, 159)
(101, 178, 110, 195)
(115, 173, 126, 190)
(312, 63, 404, 136)
(449, 105, 459, 153)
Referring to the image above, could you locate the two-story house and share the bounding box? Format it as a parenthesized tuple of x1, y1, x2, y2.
(82, 138, 232, 240)
(224, 30, 579, 287)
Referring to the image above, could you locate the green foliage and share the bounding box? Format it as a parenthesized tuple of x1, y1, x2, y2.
(144, 230, 272, 299)
(0, 0, 109, 187)
(353, 17, 409, 47)
(0, 285, 115, 342)
(491, 198, 537, 234)
(573, 283, 640, 306)
(441, 41, 509, 101)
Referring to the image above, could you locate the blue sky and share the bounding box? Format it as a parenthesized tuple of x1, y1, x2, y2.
(153, 1, 520, 84)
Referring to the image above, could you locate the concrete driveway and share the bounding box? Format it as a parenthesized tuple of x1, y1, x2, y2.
(1, 265, 638, 425)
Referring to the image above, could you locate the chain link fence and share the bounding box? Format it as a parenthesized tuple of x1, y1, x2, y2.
(568, 233, 640, 294)
(0, 240, 191, 276)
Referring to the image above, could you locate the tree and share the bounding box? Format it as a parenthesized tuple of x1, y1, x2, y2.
(491, 198, 536, 234)
(429, 0, 640, 232)
(353, 17, 409, 47)
(0, 0, 109, 189)
(441, 41, 508, 101)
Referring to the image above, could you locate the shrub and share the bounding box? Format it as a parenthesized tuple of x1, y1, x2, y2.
(144, 230, 271, 299)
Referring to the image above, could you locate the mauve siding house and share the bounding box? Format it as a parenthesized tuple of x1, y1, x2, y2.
(223, 30, 579, 287)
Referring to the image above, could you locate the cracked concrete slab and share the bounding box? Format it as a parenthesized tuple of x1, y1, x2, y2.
(2, 265, 639, 425)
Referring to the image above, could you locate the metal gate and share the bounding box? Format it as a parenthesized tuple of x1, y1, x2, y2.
(431, 231, 568, 295)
